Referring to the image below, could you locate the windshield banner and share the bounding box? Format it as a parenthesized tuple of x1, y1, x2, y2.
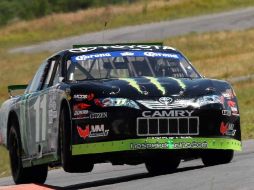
(71, 51, 179, 62)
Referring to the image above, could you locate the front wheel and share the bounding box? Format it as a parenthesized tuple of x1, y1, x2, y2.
(9, 123, 48, 184)
(59, 106, 94, 173)
(201, 149, 234, 166)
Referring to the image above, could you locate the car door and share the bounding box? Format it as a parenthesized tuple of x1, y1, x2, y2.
(24, 57, 60, 158)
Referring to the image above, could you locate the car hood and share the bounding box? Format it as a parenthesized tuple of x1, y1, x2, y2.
(69, 77, 229, 99)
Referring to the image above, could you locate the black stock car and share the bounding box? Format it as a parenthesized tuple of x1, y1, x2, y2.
(0, 44, 241, 184)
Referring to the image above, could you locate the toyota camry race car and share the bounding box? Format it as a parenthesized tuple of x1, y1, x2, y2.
(0, 43, 241, 184)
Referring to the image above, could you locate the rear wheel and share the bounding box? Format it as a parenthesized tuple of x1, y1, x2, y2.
(145, 156, 180, 175)
(9, 122, 48, 184)
(59, 106, 94, 173)
(201, 149, 234, 166)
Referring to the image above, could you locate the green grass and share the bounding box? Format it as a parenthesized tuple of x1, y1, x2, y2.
(0, 146, 10, 178)
(1, 0, 254, 48)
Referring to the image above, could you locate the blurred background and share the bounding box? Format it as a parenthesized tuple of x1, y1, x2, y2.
(0, 0, 254, 178)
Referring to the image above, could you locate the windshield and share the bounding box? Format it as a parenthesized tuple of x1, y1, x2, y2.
(67, 51, 200, 81)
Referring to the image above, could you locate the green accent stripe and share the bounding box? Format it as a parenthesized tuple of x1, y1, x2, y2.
(72, 137, 241, 155)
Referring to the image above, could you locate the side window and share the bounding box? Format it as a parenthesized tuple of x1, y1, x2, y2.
(26, 62, 47, 93)
(42, 60, 56, 89)
(42, 56, 61, 89)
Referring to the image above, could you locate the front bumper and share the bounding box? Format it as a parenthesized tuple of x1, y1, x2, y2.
(72, 137, 241, 155)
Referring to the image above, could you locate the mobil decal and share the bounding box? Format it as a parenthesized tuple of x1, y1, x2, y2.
(77, 124, 109, 139)
(73, 93, 95, 101)
(220, 122, 236, 136)
(142, 110, 194, 117)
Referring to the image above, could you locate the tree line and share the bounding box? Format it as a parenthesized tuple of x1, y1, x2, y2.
(0, 0, 136, 26)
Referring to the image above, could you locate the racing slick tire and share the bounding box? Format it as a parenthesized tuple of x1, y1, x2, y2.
(201, 149, 234, 166)
(145, 156, 181, 175)
(59, 105, 94, 173)
(8, 121, 48, 184)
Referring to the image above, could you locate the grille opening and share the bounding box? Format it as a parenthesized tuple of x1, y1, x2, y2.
(189, 118, 198, 134)
(149, 119, 158, 134)
(179, 118, 188, 134)
(137, 117, 199, 136)
(169, 119, 178, 133)
(138, 119, 148, 134)
(159, 119, 168, 134)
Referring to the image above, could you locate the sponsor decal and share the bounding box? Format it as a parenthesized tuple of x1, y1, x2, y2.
(142, 110, 194, 117)
(69, 45, 176, 53)
(227, 100, 236, 107)
(158, 97, 174, 106)
(120, 78, 143, 94)
(169, 141, 208, 149)
(94, 98, 104, 107)
(222, 110, 231, 116)
(144, 52, 178, 59)
(130, 141, 208, 150)
(73, 93, 94, 101)
(145, 76, 166, 95)
(48, 90, 58, 124)
(77, 124, 109, 139)
(130, 143, 168, 150)
(220, 122, 236, 136)
(73, 103, 90, 111)
(120, 52, 135, 56)
(74, 110, 89, 116)
(75, 53, 112, 61)
(89, 112, 107, 119)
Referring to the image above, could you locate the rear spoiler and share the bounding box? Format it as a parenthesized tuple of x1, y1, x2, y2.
(73, 42, 163, 48)
(8, 85, 28, 98)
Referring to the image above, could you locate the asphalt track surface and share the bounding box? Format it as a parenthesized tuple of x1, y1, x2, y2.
(0, 140, 253, 190)
(10, 7, 254, 54)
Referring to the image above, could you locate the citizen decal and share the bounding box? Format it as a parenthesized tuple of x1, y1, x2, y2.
(77, 124, 109, 139)
(142, 110, 194, 117)
(89, 112, 107, 119)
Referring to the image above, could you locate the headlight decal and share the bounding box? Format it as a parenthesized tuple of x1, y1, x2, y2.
(195, 95, 223, 107)
(99, 98, 140, 109)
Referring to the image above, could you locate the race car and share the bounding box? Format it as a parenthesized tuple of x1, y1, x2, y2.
(0, 43, 241, 184)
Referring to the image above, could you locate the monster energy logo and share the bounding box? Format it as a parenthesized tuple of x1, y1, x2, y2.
(169, 77, 186, 90)
(120, 78, 142, 94)
(145, 77, 166, 95)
